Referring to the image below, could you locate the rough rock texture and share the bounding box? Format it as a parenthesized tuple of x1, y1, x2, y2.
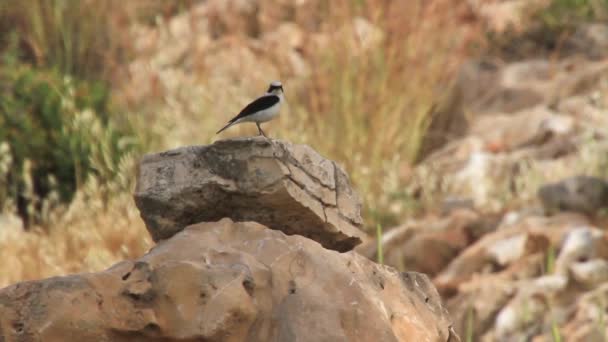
(355, 209, 497, 277)
(372, 206, 608, 341)
(538, 176, 608, 215)
(565, 23, 608, 60)
(0, 219, 458, 342)
(410, 57, 608, 210)
(398, 40, 608, 339)
(135, 137, 365, 252)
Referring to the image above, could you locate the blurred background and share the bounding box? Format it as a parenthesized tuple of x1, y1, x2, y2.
(1, 0, 608, 340)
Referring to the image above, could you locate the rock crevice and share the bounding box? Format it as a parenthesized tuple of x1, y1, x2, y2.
(134, 137, 365, 252)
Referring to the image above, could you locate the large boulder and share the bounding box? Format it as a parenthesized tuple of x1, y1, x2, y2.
(135, 137, 365, 252)
(0, 219, 458, 342)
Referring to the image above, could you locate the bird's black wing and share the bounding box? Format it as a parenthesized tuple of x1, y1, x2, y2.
(229, 95, 280, 123)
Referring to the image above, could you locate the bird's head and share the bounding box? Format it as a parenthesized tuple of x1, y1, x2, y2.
(267, 81, 284, 96)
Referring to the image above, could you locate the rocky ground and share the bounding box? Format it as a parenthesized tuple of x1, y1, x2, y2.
(358, 20, 608, 342)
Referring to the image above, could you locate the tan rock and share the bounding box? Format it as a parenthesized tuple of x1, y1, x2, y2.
(135, 137, 365, 252)
(538, 176, 608, 216)
(455, 57, 608, 118)
(356, 209, 487, 276)
(554, 226, 607, 274)
(565, 23, 608, 60)
(471, 106, 575, 152)
(434, 213, 587, 294)
(0, 219, 457, 342)
(569, 259, 608, 287)
(561, 283, 608, 341)
(452, 282, 516, 340)
(486, 233, 529, 266)
(467, 0, 550, 33)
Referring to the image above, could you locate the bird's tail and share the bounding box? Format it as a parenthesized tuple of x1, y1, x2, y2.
(216, 121, 235, 134)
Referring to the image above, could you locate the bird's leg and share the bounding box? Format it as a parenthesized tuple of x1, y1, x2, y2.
(256, 123, 268, 138)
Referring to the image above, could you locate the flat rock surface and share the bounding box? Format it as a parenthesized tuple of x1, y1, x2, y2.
(134, 137, 365, 252)
(0, 219, 457, 342)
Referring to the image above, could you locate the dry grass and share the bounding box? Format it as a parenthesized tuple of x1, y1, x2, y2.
(0, 0, 481, 285)
(0, 0, 196, 81)
(0, 193, 150, 288)
(280, 1, 479, 223)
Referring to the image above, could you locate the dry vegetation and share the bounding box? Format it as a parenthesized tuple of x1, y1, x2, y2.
(0, 193, 149, 286)
(281, 1, 479, 223)
(0, 0, 482, 286)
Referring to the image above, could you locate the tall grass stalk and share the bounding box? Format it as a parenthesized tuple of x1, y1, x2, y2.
(376, 223, 384, 265)
(546, 245, 556, 274)
(465, 305, 475, 342)
(550, 320, 562, 342)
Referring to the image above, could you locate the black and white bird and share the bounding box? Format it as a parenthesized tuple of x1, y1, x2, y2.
(216, 81, 285, 137)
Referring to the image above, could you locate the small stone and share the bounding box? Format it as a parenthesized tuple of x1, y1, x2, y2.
(538, 176, 608, 216)
(569, 259, 608, 287)
(441, 197, 474, 215)
(487, 234, 528, 266)
(555, 227, 604, 274)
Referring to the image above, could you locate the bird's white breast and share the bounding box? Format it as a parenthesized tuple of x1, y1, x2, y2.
(239, 97, 282, 123)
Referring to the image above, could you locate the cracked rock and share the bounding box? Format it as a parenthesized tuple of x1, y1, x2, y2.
(134, 137, 365, 252)
(0, 219, 457, 342)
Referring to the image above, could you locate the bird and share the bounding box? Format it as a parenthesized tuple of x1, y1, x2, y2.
(216, 81, 285, 137)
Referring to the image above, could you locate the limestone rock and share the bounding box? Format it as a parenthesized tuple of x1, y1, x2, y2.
(486, 233, 529, 267)
(441, 197, 475, 215)
(0, 219, 457, 342)
(434, 213, 587, 296)
(135, 137, 365, 252)
(569, 259, 608, 287)
(446, 277, 516, 342)
(467, 0, 549, 33)
(565, 23, 608, 60)
(355, 209, 489, 277)
(554, 227, 607, 275)
(428, 208, 608, 340)
(561, 283, 608, 341)
(538, 176, 608, 215)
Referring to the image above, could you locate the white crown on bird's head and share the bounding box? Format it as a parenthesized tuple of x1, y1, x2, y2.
(267, 81, 284, 94)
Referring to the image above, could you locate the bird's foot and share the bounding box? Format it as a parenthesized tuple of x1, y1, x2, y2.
(256, 124, 269, 138)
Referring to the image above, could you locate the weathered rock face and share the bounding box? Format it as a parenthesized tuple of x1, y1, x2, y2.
(356, 209, 496, 277)
(538, 176, 608, 216)
(135, 137, 365, 252)
(0, 219, 457, 342)
(411, 57, 608, 211)
(371, 206, 608, 341)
